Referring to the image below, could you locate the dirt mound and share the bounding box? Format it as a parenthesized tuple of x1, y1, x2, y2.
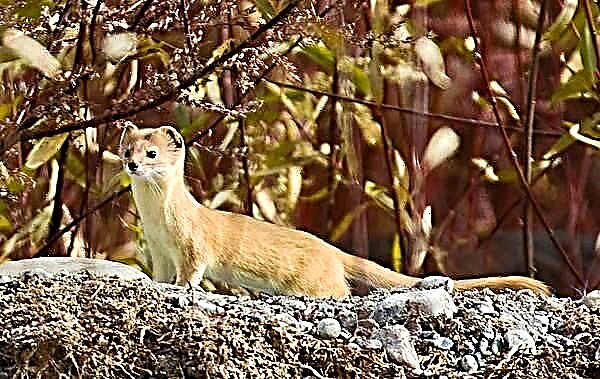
(0, 271, 598, 378)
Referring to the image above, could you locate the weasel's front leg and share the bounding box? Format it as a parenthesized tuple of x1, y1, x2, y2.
(176, 261, 206, 287)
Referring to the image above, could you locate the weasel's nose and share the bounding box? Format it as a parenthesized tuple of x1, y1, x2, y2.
(127, 162, 138, 172)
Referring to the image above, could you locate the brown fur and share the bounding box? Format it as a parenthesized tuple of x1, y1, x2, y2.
(119, 125, 552, 299)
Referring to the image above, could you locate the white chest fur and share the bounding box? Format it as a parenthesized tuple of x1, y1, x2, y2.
(131, 180, 182, 282)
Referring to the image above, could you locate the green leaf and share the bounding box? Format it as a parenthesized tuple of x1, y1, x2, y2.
(3, 29, 60, 78)
(579, 19, 597, 83)
(25, 132, 68, 169)
(64, 151, 88, 189)
(353, 103, 382, 146)
(0, 215, 11, 233)
(542, 131, 576, 159)
(299, 187, 329, 202)
(551, 70, 595, 104)
(174, 103, 191, 131)
(0, 204, 52, 259)
(351, 65, 371, 95)
(254, 0, 276, 20)
(0, 103, 11, 120)
(543, 0, 577, 42)
(329, 202, 370, 242)
(299, 44, 334, 71)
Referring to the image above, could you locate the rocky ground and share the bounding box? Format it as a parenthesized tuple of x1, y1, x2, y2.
(0, 268, 599, 379)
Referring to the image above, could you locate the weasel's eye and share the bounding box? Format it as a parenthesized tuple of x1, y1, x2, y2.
(146, 150, 158, 159)
(124, 149, 131, 158)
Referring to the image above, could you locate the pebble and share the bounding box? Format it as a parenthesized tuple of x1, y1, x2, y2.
(317, 318, 342, 339)
(583, 290, 600, 311)
(297, 321, 314, 333)
(432, 336, 454, 350)
(460, 355, 479, 373)
(374, 325, 421, 371)
(415, 276, 455, 292)
(364, 338, 383, 350)
(504, 328, 536, 357)
(373, 288, 457, 324)
(272, 313, 298, 327)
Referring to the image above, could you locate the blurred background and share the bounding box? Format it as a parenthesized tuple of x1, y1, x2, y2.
(0, 0, 598, 296)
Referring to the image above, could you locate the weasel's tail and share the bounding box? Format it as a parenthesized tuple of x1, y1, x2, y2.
(454, 276, 552, 295)
(341, 252, 551, 295)
(341, 252, 420, 288)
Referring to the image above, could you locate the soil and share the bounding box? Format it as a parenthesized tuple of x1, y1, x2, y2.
(0, 271, 598, 379)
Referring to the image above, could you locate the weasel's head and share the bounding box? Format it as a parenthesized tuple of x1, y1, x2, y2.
(119, 124, 185, 181)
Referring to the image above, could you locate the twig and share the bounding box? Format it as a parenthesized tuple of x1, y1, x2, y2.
(522, 0, 547, 278)
(44, 141, 70, 256)
(477, 157, 560, 248)
(183, 3, 342, 147)
(265, 79, 562, 136)
(128, 0, 155, 31)
(89, 0, 103, 62)
(15, 0, 74, 132)
(44, 0, 89, 257)
(373, 80, 408, 272)
(327, 54, 339, 234)
(34, 187, 131, 257)
(0, 0, 301, 154)
(239, 118, 252, 216)
(178, 0, 192, 54)
(464, 0, 585, 287)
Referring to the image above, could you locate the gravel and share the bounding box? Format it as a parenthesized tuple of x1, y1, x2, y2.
(0, 270, 599, 378)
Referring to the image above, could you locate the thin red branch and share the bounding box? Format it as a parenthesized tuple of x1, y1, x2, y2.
(464, 0, 585, 288)
(0, 0, 301, 155)
(266, 79, 562, 136)
(522, 0, 548, 278)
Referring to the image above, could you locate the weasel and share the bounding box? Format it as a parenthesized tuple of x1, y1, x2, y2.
(119, 125, 551, 298)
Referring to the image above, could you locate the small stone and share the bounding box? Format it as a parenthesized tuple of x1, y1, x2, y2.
(273, 313, 298, 327)
(542, 297, 565, 311)
(595, 345, 600, 361)
(533, 315, 550, 332)
(373, 325, 421, 371)
(336, 309, 356, 329)
(573, 332, 592, 342)
(318, 303, 336, 317)
(460, 355, 478, 373)
(0, 275, 13, 283)
(317, 318, 342, 339)
(479, 338, 491, 356)
(373, 288, 457, 325)
(415, 276, 454, 292)
(192, 298, 220, 313)
(297, 321, 314, 333)
(504, 328, 536, 358)
(432, 336, 454, 350)
(364, 339, 383, 350)
(177, 294, 191, 308)
(491, 336, 503, 355)
(347, 343, 361, 350)
(474, 301, 496, 315)
(282, 299, 307, 310)
(583, 290, 600, 311)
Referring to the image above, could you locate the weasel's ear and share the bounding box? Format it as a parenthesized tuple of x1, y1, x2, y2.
(119, 122, 138, 149)
(159, 125, 184, 149)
